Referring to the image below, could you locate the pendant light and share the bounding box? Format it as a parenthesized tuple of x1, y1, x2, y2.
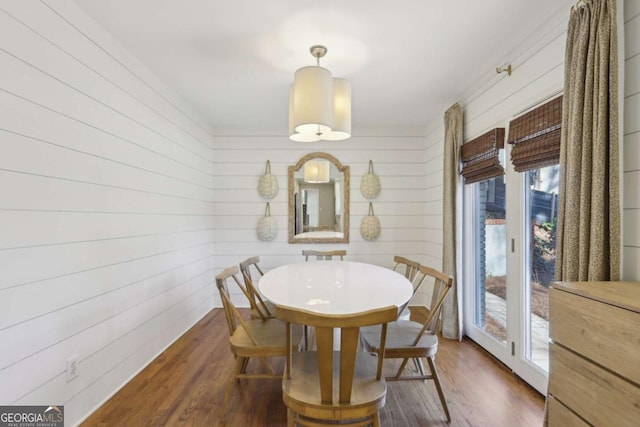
(289, 45, 351, 142)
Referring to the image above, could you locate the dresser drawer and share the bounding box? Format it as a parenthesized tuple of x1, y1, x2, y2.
(547, 395, 588, 427)
(550, 288, 640, 384)
(548, 343, 640, 426)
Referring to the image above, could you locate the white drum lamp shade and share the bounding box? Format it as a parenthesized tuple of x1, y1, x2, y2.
(289, 86, 322, 142)
(304, 159, 330, 183)
(288, 45, 351, 142)
(293, 66, 333, 135)
(322, 78, 351, 141)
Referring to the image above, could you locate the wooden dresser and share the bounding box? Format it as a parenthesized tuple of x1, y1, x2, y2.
(548, 281, 640, 426)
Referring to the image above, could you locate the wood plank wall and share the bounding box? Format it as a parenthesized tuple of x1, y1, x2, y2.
(211, 136, 431, 304)
(0, 1, 215, 425)
(623, 0, 640, 280)
(2, 1, 638, 426)
(421, 0, 573, 298)
(423, 0, 640, 284)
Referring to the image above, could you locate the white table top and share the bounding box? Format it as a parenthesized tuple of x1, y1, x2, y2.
(258, 261, 413, 315)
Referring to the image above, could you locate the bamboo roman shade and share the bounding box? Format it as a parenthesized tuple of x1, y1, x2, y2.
(460, 128, 505, 184)
(507, 95, 563, 172)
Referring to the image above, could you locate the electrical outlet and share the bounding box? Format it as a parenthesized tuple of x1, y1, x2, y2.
(66, 355, 79, 382)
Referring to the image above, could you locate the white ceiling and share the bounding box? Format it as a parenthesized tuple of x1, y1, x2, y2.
(73, 0, 569, 137)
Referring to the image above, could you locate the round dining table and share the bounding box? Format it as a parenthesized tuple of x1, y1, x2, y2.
(258, 261, 413, 315)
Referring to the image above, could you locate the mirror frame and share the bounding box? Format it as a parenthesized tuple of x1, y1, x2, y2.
(288, 152, 350, 244)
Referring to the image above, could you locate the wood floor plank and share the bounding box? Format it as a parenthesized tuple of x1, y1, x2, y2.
(81, 308, 544, 426)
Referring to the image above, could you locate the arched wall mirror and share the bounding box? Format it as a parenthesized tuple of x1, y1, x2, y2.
(288, 152, 350, 243)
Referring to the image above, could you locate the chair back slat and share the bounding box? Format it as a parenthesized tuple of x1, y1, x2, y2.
(396, 263, 430, 316)
(316, 327, 334, 404)
(339, 327, 359, 403)
(376, 323, 389, 379)
(216, 266, 240, 335)
(277, 305, 396, 406)
(302, 250, 347, 261)
(428, 276, 446, 332)
(392, 256, 421, 281)
(413, 265, 453, 345)
(239, 256, 272, 318)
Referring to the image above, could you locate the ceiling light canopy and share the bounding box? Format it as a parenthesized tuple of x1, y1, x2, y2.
(289, 45, 351, 142)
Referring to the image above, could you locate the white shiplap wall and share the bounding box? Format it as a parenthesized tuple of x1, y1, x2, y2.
(423, 0, 640, 284)
(422, 1, 573, 282)
(0, 1, 215, 425)
(623, 0, 640, 280)
(2, 1, 637, 426)
(211, 136, 433, 303)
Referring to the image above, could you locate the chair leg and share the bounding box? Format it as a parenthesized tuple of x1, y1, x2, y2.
(426, 356, 451, 422)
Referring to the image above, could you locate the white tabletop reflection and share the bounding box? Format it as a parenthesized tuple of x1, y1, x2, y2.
(258, 261, 413, 315)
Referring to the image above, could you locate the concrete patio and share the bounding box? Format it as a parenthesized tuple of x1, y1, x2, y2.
(485, 292, 550, 371)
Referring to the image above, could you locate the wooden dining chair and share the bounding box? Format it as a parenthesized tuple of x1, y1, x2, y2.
(360, 265, 454, 422)
(278, 304, 397, 426)
(238, 256, 275, 319)
(216, 265, 303, 413)
(302, 249, 347, 261)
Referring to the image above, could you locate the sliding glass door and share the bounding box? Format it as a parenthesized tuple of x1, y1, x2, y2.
(463, 175, 510, 366)
(463, 156, 555, 394)
(521, 165, 558, 374)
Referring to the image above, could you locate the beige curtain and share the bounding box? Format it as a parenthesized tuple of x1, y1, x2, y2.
(556, 0, 620, 282)
(546, 4, 619, 423)
(441, 104, 462, 340)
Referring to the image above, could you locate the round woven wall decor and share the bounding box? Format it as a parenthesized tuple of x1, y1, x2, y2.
(257, 203, 277, 241)
(360, 160, 381, 199)
(360, 202, 381, 241)
(258, 160, 278, 199)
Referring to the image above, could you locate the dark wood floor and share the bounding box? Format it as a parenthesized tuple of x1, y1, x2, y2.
(82, 308, 545, 426)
